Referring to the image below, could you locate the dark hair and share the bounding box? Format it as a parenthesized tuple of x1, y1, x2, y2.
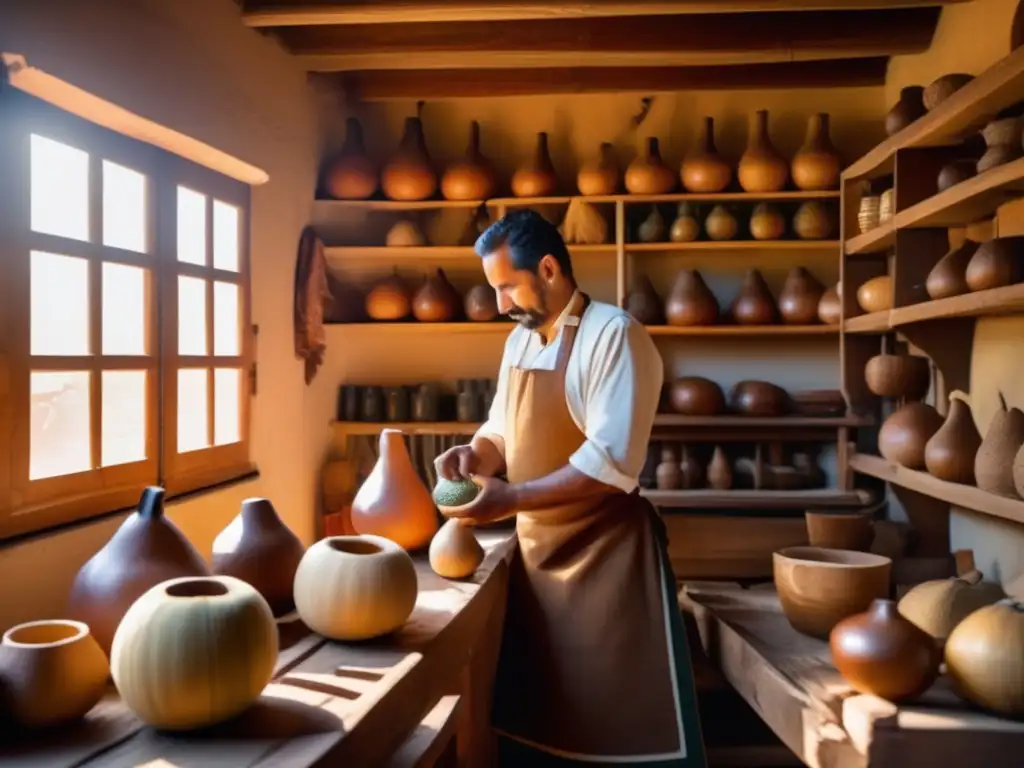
(474, 208, 574, 280)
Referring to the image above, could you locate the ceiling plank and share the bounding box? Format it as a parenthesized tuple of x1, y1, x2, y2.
(274, 8, 939, 71)
(333, 59, 890, 100)
(242, 0, 968, 27)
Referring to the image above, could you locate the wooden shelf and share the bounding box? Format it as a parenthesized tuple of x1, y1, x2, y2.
(896, 155, 1024, 229)
(333, 421, 482, 437)
(325, 322, 513, 334)
(627, 239, 838, 252)
(614, 190, 840, 204)
(850, 452, 1024, 526)
(890, 283, 1024, 326)
(323, 244, 617, 262)
(843, 311, 891, 333)
(641, 488, 870, 509)
(646, 324, 837, 337)
(844, 221, 894, 255)
(653, 415, 870, 428)
(312, 198, 484, 213)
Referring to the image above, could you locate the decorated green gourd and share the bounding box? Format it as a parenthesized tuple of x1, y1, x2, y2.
(432, 478, 480, 508)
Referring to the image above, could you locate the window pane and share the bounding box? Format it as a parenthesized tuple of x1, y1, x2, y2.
(103, 263, 147, 355)
(103, 160, 147, 253)
(213, 200, 240, 272)
(30, 371, 91, 480)
(178, 368, 209, 453)
(31, 251, 89, 356)
(177, 186, 206, 266)
(31, 134, 89, 242)
(214, 368, 241, 446)
(178, 276, 207, 355)
(214, 282, 240, 356)
(102, 370, 147, 467)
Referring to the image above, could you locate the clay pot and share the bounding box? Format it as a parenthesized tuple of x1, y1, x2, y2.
(656, 444, 681, 490)
(805, 511, 874, 552)
(728, 380, 789, 417)
(464, 284, 499, 322)
(738, 110, 788, 193)
(350, 428, 440, 550)
(937, 159, 977, 192)
(211, 498, 305, 617)
(111, 576, 277, 731)
(730, 268, 778, 325)
(791, 113, 841, 191)
(924, 393, 983, 484)
(679, 446, 704, 489)
(429, 519, 484, 579)
(704, 205, 738, 241)
(577, 142, 619, 196)
(381, 116, 437, 201)
(625, 137, 676, 195)
(976, 391, 1024, 498)
(366, 270, 412, 321)
(668, 377, 726, 416)
(856, 275, 892, 313)
(681, 117, 732, 193)
(637, 206, 667, 243)
(773, 546, 892, 640)
(945, 599, 1024, 717)
(793, 201, 834, 240)
(830, 599, 940, 703)
(749, 203, 785, 241)
(898, 569, 1006, 647)
(864, 353, 931, 400)
(879, 401, 944, 470)
(0, 620, 108, 728)
(885, 86, 927, 136)
(412, 268, 461, 323)
(294, 535, 418, 641)
(665, 269, 720, 326)
(626, 275, 666, 325)
(923, 73, 974, 111)
(978, 117, 1024, 174)
(965, 236, 1024, 292)
(818, 283, 841, 325)
(778, 267, 826, 325)
(669, 202, 701, 243)
(511, 132, 558, 198)
(707, 446, 733, 490)
(323, 117, 377, 200)
(386, 220, 427, 247)
(926, 241, 979, 300)
(441, 121, 497, 201)
(66, 486, 210, 656)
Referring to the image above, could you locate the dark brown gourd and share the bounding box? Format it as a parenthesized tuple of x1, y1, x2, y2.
(656, 444, 681, 490)
(666, 269, 719, 326)
(924, 393, 983, 484)
(926, 241, 980, 300)
(411, 269, 460, 323)
(730, 269, 778, 325)
(626, 275, 665, 326)
(668, 377, 726, 416)
(864, 353, 931, 400)
(818, 283, 841, 325)
(704, 205, 738, 241)
(879, 402, 944, 470)
(729, 380, 789, 417)
(778, 267, 826, 325)
(679, 446, 704, 489)
(976, 391, 1024, 498)
(366, 270, 412, 321)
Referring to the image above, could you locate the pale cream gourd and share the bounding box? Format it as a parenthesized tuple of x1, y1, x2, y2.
(110, 575, 277, 731)
(294, 535, 418, 641)
(0, 619, 108, 728)
(945, 599, 1024, 717)
(897, 569, 1006, 646)
(429, 519, 485, 579)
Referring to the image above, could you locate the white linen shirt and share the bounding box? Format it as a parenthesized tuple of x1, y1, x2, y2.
(474, 291, 664, 493)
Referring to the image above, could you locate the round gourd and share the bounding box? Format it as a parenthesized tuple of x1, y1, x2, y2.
(898, 570, 1005, 645)
(110, 576, 277, 731)
(945, 599, 1024, 717)
(429, 519, 485, 579)
(432, 477, 481, 509)
(293, 535, 417, 641)
(856, 276, 893, 314)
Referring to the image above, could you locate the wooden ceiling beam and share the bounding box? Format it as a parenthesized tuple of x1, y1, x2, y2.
(331, 59, 890, 100)
(274, 8, 939, 71)
(242, 0, 968, 27)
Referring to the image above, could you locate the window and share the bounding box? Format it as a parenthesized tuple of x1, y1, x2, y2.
(0, 88, 253, 540)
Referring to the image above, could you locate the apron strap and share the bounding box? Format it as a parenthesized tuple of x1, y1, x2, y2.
(553, 292, 590, 385)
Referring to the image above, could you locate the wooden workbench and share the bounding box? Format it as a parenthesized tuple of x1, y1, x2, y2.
(682, 583, 1024, 768)
(0, 530, 516, 767)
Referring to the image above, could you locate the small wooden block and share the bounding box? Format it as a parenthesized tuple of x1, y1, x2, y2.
(383, 695, 460, 768)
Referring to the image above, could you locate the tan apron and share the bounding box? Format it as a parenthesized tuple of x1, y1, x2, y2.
(492, 294, 706, 766)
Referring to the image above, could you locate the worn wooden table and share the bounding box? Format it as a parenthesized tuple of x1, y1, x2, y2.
(683, 582, 1024, 768)
(0, 530, 516, 767)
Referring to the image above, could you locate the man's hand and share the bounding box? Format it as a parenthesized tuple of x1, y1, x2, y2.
(434, 445, 480, 481)
(444, 475, 518, 526)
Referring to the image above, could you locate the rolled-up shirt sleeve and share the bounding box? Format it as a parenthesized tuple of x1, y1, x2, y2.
(568, 317, 663, 493)
(472, 329, 518, 459)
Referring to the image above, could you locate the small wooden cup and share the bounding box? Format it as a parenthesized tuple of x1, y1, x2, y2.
(805, 510, 875, 552)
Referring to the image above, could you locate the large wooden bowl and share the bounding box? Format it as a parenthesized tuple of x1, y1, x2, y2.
(805, 511, 875, 552)
(773, 546, 892, 639)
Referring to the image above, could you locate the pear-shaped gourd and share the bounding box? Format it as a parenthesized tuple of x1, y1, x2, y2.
(66, 487, 210, 656)
(793, 201, 834, 240)
(670, 202, 701, 243)
(351, 429, 440, 550)
(666, 269, 719, 326)
(366, 270, 412, 321)
(681, 117, 732, 193)
(386, 219, 427, 247)
(625, 137, 676, 195)
(323, 117, 378, 200)
(898, 567, 1006, 646)
(738, 110, 788, 193)
(637, 206, 666, 243)
(924, 393, 983, 484)
(382, 116, 437, 201)
(791, 113, 841, 191)
(749, 203, 785, 241)
(412, 268, 461, 322)
(656, 444, 681, 490)
(577, 142, 619, 196)
(926, 241, 979, 300)
(704, 205, 738, 241)
(731, 268, 778, 325)
(679, 446, 704, 489)
(707, 446, 733, 490)
(464, 284, 499, 322)
(626, 275, 665, 325)
(879, 402, 944, 469)
(511, 132, 557, 198)
(778, 267, 826, 325)
(429, 519, 485, 579)
(818, 282, 842, 325)
(976, 392, 1024, 498)
(441, 121, 497, 201)
(965, 237, 1024, 292)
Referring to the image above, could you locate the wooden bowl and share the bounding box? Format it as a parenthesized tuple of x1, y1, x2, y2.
(773, 546, 892, 639)
(864, 353, 931, 399)
(805, 511, 875, 552)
